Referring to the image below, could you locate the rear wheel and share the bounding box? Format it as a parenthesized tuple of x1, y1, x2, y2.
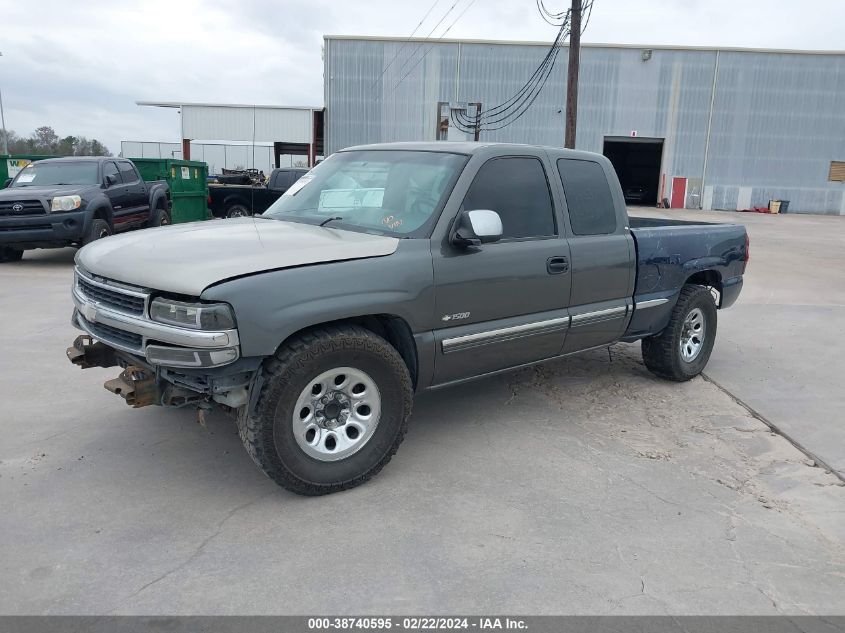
(82, 219, 111, 246)
(238, 325, 413, 495)
(152, 208, 171, 226)
(642, 284, 717, 381)
(0, 247, 24, 263)
(227, 204, 250, 218)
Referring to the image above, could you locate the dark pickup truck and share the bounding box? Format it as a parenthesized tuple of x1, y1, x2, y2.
(67, 142, 747, 495)
(0, 157, 170, 262)
(208, 167, 308, 218)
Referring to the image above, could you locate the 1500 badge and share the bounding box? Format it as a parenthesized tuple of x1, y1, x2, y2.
(441, 312, 471, 322)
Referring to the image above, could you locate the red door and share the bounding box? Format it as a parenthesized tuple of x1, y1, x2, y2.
(670, 177, 687, 209)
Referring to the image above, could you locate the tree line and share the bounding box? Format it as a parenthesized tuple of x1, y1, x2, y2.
(1, 126, 111, 157)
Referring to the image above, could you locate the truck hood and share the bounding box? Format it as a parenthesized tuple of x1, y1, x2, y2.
(0, 184, 95, 198)
(76, 218, 400, 296)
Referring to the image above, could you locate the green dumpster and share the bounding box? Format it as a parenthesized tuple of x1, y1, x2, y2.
(1, 154, 53, 186)
(131, 158, 210, 224)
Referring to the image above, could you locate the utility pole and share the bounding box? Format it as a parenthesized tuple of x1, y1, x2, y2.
(564, 0, 581, 149)
(0, 52, 8, 155)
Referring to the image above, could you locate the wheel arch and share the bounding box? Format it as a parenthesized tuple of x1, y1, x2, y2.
(273, 314, 419, 389)
(684, 269, 723, 306)
(85, 202, 113, 233)
(223, 194, 250, 212)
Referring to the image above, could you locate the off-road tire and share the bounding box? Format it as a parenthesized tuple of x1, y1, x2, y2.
(642, 284, 717, 382)
(0, 247, 24, 263)
(152, 208, 171, 226)
(238, 325, 413, 495)
(227, 204, 250, 218)
(82, 219, 111, 246)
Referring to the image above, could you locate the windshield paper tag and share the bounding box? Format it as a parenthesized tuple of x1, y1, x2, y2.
(283, 174, 314, 197)
(17, 170, 36, 183)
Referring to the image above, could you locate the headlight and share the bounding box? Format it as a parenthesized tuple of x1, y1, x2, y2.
(51, 195, 82, 212)
(149, 297, 236, 330)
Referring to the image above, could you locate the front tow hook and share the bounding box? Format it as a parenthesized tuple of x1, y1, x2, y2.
(104, 365, 160, 408)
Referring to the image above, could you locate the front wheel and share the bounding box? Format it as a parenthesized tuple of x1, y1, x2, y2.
(642, 284, 717, 381)
(82, 219, 111, 246)
(239, 325, 413, 495)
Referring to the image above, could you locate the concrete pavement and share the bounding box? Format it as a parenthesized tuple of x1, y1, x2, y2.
(631, 207, 845, 478)
(1, 217, 843, 615)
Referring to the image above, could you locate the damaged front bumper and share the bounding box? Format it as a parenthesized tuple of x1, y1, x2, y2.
(67, 334, 261, 411)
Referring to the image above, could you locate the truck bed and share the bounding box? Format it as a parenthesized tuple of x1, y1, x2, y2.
(623, 215, 748, 340)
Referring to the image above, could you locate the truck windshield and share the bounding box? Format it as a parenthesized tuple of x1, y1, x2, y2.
(11, 162, 99, 187)
(262, 150, 468, 236)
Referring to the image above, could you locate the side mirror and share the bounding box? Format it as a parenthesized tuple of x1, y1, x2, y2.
(2, 178, 11, 189)
(451, 209, 503, 247)
(104, 174, 118, 187)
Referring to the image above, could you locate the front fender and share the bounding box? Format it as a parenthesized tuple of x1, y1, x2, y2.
(82, 196, 114, 233)
(199, 242, 435, 358)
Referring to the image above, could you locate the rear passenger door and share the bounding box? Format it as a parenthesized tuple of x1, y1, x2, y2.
(556, 158, 635, 353)
(115, 161, 148, 226)
(431, 155, 572, 385)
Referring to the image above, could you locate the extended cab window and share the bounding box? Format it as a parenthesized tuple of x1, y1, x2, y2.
(462, 157, 556, 239)
(118, 162, 139, 184)
(556, 159, 617, 235)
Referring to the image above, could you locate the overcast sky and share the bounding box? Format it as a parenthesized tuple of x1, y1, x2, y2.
(2, 0, 843, 154)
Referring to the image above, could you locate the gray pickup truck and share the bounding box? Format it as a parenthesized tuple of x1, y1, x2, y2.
(67, 142, 748, 495)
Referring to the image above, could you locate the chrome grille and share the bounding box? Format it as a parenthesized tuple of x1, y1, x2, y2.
(77, 276, 146, 315)
(0, 200, 46, 216)
(77, 315, 143, 350)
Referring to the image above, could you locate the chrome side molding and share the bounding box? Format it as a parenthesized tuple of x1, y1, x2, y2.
(442, 316, 571, 354)
(635, 298, 670, 310)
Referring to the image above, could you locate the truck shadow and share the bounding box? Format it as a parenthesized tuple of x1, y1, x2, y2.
(13, 247, 77, 268)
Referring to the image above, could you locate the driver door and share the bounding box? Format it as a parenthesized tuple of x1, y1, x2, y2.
(431, 155, 572, 386)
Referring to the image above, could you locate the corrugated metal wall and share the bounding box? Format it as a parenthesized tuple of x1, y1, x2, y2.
(325, 37, 845, 214)
(181, 105, 313, 145)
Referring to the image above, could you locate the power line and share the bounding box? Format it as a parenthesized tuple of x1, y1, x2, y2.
(391, 0, 478, 93)
(370, 0, 443, 89)
(451, 0, 594, 136)
(392, 0, 466, 87)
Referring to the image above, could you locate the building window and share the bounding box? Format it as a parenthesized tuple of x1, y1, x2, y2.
(829, 161, 845, 182)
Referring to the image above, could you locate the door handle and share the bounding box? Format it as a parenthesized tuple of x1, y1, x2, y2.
(547, 256, 569, 274)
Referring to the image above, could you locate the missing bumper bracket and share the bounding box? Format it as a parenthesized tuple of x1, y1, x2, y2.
(66, 335, 118, 369)
(104, 365, 160, 408)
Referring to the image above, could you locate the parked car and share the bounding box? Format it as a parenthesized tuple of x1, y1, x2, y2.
(66, 142, 748, 495)
(0, 157, 170, 262)
(623, 185, 647, 203)
(208, 167, 308, 218)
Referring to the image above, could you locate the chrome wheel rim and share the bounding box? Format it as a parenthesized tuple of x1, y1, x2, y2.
(98, 228, 109, 239)
(228, 208, 248, 217)
(292, 367, 381, 462)
(680, 307, 706, 362)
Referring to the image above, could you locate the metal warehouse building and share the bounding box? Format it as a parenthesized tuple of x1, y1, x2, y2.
(128, 102, 325, 174)
(324, 35, 845, 214)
